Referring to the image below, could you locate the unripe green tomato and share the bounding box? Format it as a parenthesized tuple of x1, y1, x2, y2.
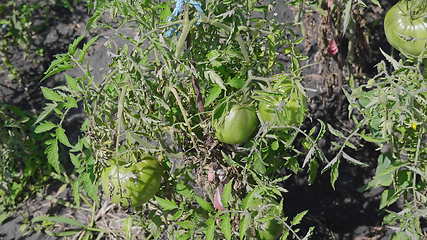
(101, 155, 162, 208)
(215, 105, 259, 144)
(258, 94, 306, 127)
(384, 1, 427, 58)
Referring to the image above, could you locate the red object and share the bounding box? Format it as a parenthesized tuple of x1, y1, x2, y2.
(328, 39, 339, 55)
(213, 187, 225, 211)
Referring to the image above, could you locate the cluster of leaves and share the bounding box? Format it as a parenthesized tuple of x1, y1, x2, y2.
(347, 55, 427, 239)
(0, 104, 50, 209)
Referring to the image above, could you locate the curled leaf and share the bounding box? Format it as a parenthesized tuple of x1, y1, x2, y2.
(213, 187, 225, 211)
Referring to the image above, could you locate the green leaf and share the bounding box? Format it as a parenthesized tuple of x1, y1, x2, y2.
(205, 85, 222, 107)
(330, 159, 340, 190)
(205, 70, 226, 90)
(81, 172, 99, 204)
(308, 159, 319, 185)
(72, 178, 80, 207)
(155, 197, 178, 211)
(327, 123, 345, 138)
(0, 213, 10, 224)
(34, 103, 57, 125)
(176, 182, 194, 198)
(380, 48, 400, 70)
(359, 134, 387, 143)
(70, 153, 81, 169)
(64, 96, 78, 109)
(53, 230, 82, 237)
(35, 121, 57, 133)
(342, 151, 368, 167)
(68, 36, 85, 55)
(195, 196, 213, 212)
(220, 214, 232, 240)
(239, 213, 251, 240)
(370, 0, 381, 7)
(41, 87, 64, 102)
(242, 190, 262, 210)
(45, 139, 60, 173)
(291, 210, 308, 226)
(222, 180, 233, 208)
(82, 36, 99, 54)
(65, 74, 81, 92)
(368, 154, 403, 188)
(227, 75, 245, 89)
(205, 217, 215, 240)
(32, 216, 85, 228)
(56, 127, 73, 147)
(379, 189, 400, 209)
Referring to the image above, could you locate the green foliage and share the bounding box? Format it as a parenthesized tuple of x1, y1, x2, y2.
(348, 54, 427, 237)
(0, 104, 50, 208)
(33, 0, 335, 238)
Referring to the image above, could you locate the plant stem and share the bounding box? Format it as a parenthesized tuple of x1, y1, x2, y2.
(423, 58, 427, 80)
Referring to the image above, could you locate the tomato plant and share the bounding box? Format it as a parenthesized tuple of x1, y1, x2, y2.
(101, 154, 163, 208)
(214, 104, 259, 145)
(384, 0, 427, 58)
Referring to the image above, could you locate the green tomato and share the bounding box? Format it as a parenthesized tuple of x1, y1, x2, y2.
(384, 0, 427, 58)
(215, 104, 259, 144)
(258, 90, 307, 127)
(101, 154, 163, 208)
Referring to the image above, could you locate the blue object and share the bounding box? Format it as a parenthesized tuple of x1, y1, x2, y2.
(164, 0, 205, 37)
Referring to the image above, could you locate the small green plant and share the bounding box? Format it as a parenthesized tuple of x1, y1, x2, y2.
(348, 54, 427, 238)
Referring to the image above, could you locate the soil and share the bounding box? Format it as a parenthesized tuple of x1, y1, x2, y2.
(0, 0, 406, 239)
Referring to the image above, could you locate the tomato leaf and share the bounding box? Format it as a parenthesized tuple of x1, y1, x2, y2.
(342, 151, 368, 167)
(308, 159, 319, 185)
(205, 217, 215, 240)
(239, 213, 251, 240)
(205, 85, 222, 107)
(330, 159, 340, 190)
(41, 87, 64, 102)
(45, 139, 60, 174)
(32, 216, 85, 228)
(34, 103, 57, 125)
(220, 214, 232, 240)
(65, 74, 81, 92)
(227, 75, 245, 89)
(71, 178, 80, 207)
(291, 210, 308, 226)
(55, 127, 73, 147)
(379, 188, 400, 209)
(35, 121, 57, 133)
(195, 196, 213, 212)
(222, 179, 233, 208)
(205, 70, 226, 90)
(380, 48, 400, 70)
(155, 197, 178, 211)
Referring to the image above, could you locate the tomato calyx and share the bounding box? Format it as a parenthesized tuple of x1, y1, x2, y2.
(399, 0, 427, 20)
